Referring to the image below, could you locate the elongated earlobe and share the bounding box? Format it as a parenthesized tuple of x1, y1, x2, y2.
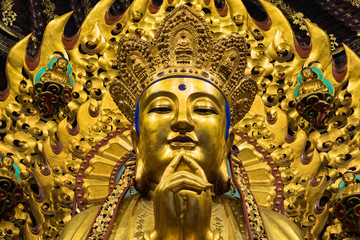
(131, 126, 139, 152)
(134, 157, 150, 194)
(131, 127, 150, 194)
(215, 128, 234, 193)
(215, 157, 230, 194)
(226, 127, 235, 152)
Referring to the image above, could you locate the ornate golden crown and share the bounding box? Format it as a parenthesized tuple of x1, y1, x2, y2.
(109, 5, 257, 124)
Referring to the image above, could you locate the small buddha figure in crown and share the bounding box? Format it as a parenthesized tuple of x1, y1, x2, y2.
(174, 30, 194, 64)
(60, 6, 304, 240)
(33, 58, 73, 120)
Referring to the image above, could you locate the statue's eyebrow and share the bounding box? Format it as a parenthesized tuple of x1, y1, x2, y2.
(188, 91, 223, 110)
(142, 90, 177, 108)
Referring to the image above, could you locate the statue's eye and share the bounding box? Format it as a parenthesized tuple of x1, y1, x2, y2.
(194, 107, 218, 115)
(148, 106, 172, 114)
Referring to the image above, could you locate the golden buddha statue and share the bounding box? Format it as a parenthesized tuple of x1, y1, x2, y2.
(59, 6, 303, 240)
(4, 0, 360, 239)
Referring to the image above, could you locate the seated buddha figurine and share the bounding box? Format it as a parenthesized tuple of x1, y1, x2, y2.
(60, 6, 304, 240)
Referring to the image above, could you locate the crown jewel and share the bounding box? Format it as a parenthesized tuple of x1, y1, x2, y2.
(110, 6, 257, 124)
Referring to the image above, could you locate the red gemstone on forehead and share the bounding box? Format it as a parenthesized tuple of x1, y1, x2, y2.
(178, 84, 186, 91)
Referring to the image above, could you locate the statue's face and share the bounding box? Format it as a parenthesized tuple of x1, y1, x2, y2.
(135, 77, 229, 187)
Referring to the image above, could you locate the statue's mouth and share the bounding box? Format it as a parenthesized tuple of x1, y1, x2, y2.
(168, 135, 198, 149)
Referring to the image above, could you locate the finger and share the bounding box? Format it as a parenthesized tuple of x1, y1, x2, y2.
(169, 178, 211, 194)
(163, 170, 211, 187)
(161, 151, 184, 182)
(182, 155, 208, 181)
(158, 172, 211, 193)
(159, 170, 213, 194)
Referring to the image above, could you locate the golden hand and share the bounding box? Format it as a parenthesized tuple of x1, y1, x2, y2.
(145, 151, 220, 240)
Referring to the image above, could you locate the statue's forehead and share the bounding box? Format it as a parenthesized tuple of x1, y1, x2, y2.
(139, 77, 225, 104)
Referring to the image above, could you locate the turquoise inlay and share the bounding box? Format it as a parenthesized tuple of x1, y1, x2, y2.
(132, 189, 139, 195)
(298, 72, 303, 84)
(47, 58, 58, 70)
(310, 67, 323, 80)
(115, 165, 126, 183)
(70, 76, 74, 86)
(34, 67, 47, 84)
(67, 61, 72, 75)
(0, 157, 21, 181)
(125, 187, 139, 197)
(225, 159, 240, 198)
(339, 181, 344, 190)
(115, 159, 139, 197)
(124, 189, 131, 197)
(338, 175, 360, 191)
(294, 85, 299, 98)
(323, 78, 334, 96)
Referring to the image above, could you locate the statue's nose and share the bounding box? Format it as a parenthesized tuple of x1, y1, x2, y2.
(170, 108, 194, 133)
(171, 120, 194, 133)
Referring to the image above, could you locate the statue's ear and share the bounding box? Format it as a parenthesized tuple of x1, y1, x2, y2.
(216, 128, 234, 194)
(131, 126, 150, 194)
(131, 126, 139, 153)
(226, 127, 235, 152)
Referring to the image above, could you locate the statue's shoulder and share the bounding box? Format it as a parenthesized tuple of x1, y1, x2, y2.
(221, 195, 304, 240)
(259, 206, 305, 240)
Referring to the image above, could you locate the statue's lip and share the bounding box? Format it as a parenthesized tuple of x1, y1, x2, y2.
(167, 135, 198, 148)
